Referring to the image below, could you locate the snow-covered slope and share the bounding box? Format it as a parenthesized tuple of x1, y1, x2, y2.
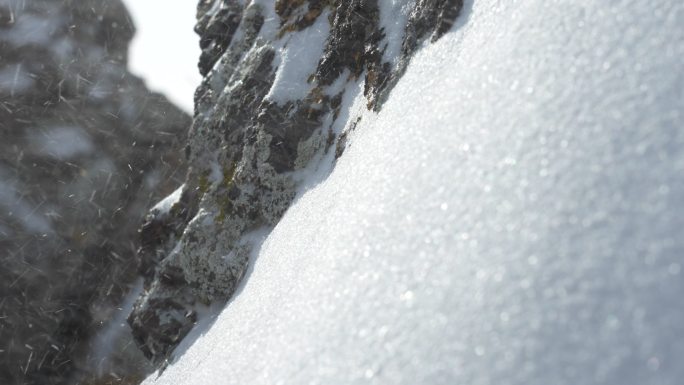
(122, 0, 201, 112)
(146, 0, 684, 383)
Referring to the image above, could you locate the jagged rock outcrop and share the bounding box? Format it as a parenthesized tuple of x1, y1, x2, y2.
(129, 0, 463, 366)
(0, 0, 191, 384)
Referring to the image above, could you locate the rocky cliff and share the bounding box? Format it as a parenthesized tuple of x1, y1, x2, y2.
(0, 0, 190, 383)
(141, 0, 684, 384)
(128, 0, 463, 366)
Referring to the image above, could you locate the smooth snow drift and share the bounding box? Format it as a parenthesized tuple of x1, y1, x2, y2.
(146, 0, 684, 384)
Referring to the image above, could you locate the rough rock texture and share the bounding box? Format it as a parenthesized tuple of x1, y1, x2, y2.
(129, 0, 463, 365)
(0, 0, 191, 384)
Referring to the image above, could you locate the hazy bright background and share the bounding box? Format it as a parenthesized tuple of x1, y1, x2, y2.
(121, 1, 201, 113)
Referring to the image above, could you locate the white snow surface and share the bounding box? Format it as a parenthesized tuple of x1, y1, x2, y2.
(265, 11, 331, 105)
(151, 184, 185, 215)
(146, 0, 684, 384)
(378, 0, 416, 65)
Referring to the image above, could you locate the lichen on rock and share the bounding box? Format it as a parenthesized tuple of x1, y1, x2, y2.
(128, 0, 463, 365)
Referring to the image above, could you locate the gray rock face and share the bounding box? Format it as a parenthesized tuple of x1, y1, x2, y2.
(0, 0, 191, 383)
(129, 0, 463, 366)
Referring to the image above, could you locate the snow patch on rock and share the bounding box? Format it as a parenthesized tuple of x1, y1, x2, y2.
(152, 184, 185, 215)
(265, 10, 331, 104)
